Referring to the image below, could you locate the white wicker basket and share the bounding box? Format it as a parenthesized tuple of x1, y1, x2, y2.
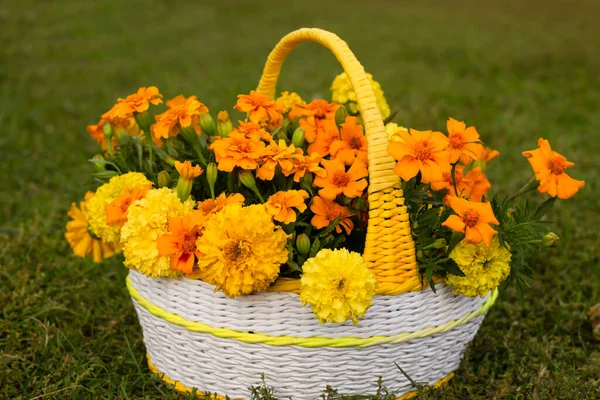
(126, 27, 498, 399)
(128, 270, 495, 399)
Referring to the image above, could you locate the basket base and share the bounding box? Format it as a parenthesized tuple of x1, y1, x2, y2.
(147, 353, 454, 400)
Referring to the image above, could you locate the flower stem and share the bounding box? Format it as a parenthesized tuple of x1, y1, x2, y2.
(450, 162, 459, 196)
(134, 112, 155, 170)
(508, 176, 539, 201)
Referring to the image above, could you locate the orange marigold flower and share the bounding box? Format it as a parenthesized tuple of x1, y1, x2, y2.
(314, 159, 368, 200)
(431, 165, 470, 196)
(289, 99, 339, 143)
(476, 146, 500, 163)
(387, 129, 451, 183)
(329, 116, 368, 166)
(234, 121, 272, 142)
(306, 119, 341, 157)
(283, 152, 327, 182)
(105, 184, 152, 226)
(522, 138, 585, 199)
(234, 90, 282, 128)
(257, 140, 301, 181)
(442, 196, 500, 247)
(265, 190, 309, 224)
(156, 212, 205, 274)
(463, 167, 491, 202)
(152, 95, 208, 139)
(446, 118, 484, 165)
(197, 193, 245, 217)
(89, 107, 142, 151)
(174, 160, 204, 181)
(106, 86, 163, 120)
(310, 196, 355, 235)
(209, 131, 266, 172)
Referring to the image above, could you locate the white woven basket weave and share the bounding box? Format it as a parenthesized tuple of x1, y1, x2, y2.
(128, 270, 495, 399)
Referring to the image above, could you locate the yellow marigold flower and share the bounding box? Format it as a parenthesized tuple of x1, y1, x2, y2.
(446, 237, 512, 297)
(386, 122, 407, 142)
(65, 192, 120, 263)
(300, 248, 377, 324)
(121, 188, 195, 278)
(331, 72, 391, 119)
(265, 190, 309, 224)
(276, 91, 305, 114)
(152, 95, 208, 139)
(87, 172, 152, 244)
(174, 160, 203, 181)
(195, 204, 289, 298)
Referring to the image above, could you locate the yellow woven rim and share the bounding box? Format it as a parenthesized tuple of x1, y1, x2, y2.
(255, 28, 420, 296)
(128, 276, 497, 348)
(146, 353, 454, 399)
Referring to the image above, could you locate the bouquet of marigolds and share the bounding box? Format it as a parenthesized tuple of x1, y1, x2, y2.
(65, 73, 585, 324)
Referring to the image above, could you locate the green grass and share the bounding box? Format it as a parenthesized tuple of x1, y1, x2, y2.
(1, 0, 599, 398)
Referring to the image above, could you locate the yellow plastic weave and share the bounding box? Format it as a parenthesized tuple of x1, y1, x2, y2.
(147, 353, 453, 399)
(256, 28, 419, 295)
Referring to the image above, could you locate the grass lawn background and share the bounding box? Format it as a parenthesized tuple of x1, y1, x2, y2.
(1, 0, 599, 398)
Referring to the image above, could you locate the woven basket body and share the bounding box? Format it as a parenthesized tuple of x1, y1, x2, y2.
(129, 271, 494, 399)
(128, 28, 496, 399)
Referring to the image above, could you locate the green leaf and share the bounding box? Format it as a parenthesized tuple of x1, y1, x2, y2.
(309, 237, 321, 258)
(444, 260, 465, 277)
(317, 215, 341, 238)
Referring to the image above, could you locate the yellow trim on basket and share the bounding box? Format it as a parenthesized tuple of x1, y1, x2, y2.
(147, 353, 453, 399)
(184, 274, 443, 296)
(147, 354, 240, 400)
(128, 276, 497, 349)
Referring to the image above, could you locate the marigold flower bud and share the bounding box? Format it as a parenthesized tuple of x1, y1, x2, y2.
(506, 208, 516, 218)
(102, 121, 114, 140)
(206, 162, 218, 199)
(91, 154, 106, 172)
(238, 170, 257, 190)
(102, 122, 114, 154)
(157, 170, 171, 188)
(238, 170, 264, 202)
(217, 111, 233, 138)
(432, 238, 447, 249)
(335, 105, 349, 126)
(542, 232, 559, 248)
(296, 233, 311, 257)
(175, 160, 203, 202)
(291, 127, 305, 148)
(199, 112, 216, 136)
(175, 160, 203, 181)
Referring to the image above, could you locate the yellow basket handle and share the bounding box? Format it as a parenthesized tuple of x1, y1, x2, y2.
(256, 28, 399, 194)
(257, 28, 421, 295)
